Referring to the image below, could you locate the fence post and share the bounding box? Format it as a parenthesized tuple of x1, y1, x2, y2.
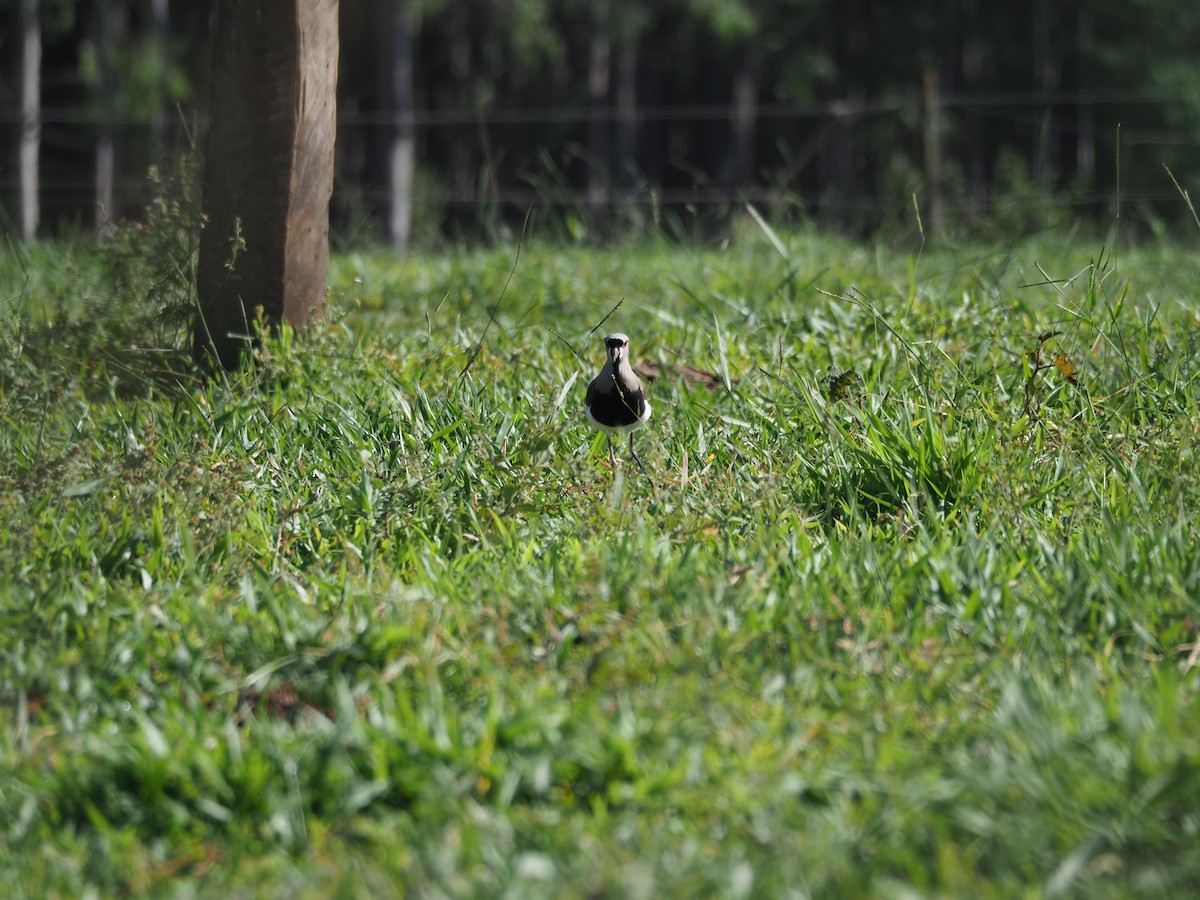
(193, 0, 339, 369)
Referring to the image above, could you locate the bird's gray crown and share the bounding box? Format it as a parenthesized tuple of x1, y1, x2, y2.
(604, 333, 629, 349)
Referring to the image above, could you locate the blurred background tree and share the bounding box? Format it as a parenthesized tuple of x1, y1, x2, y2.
(3, 0, 1200, 246)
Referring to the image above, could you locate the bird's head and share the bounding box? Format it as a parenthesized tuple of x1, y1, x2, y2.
(604, 333, 630, 364)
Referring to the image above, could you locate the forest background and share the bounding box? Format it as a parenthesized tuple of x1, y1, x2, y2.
(3, 0, 1200, 248)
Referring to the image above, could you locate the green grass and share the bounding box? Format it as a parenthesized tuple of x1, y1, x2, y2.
(2, 224, 1200, 897)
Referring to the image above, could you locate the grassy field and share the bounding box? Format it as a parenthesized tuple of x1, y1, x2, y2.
(2, 221, 1199, 897)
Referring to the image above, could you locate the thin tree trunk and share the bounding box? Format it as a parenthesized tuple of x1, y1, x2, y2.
(961, 0, 986, 217)
(1075, 11, 1095, 182)
(19, 0, 40, 242)
(95, 134, 115, 234)
(586, 0, 611, 220)
(94, 0, 121, 236)
(1076, 104, 1095, 183)
(922, 69, 944, 239)
(445, 6, 471, 223)
(614, 36, 637, 194)
(1031, 0, 1058, 185)
(721, 41, 757, 193)
(150, 0, 168, 164)
(388, 3, 417, 253)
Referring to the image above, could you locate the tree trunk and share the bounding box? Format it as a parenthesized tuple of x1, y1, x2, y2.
(444, 6, 471, 229)
(614, 36, 637, 195)
(922, 69, 944, 239)
(193, 0, 339, 370)
(961, 0, 986, 217)
(95, 133, 115, 234)
(720, 41, 757, 193)
(1075, 11, 1095, 183)
(93, 0, 121, 236)
(1031, 0, 1059, 185)
(387, 3, 417, 254)
(150, 0, 169, 164)
(18, 0, 40, 242)
(586, 0, 611, 221)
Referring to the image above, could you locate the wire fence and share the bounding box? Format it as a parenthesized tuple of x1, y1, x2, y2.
(7, 90, 1199, 234)
(6, 85, 1185, 125)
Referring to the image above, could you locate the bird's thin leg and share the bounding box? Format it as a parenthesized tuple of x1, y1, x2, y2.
(628, 433, 647, 474)
(608, 437, 617, 468)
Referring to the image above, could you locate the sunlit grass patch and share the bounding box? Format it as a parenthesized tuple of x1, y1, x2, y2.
(2, 228, 1199, 896)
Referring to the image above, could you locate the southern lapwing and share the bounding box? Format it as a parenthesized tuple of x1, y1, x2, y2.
(585, 332, 652, 471)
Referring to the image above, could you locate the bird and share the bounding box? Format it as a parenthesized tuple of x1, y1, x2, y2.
(585, 332, 652, 472)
